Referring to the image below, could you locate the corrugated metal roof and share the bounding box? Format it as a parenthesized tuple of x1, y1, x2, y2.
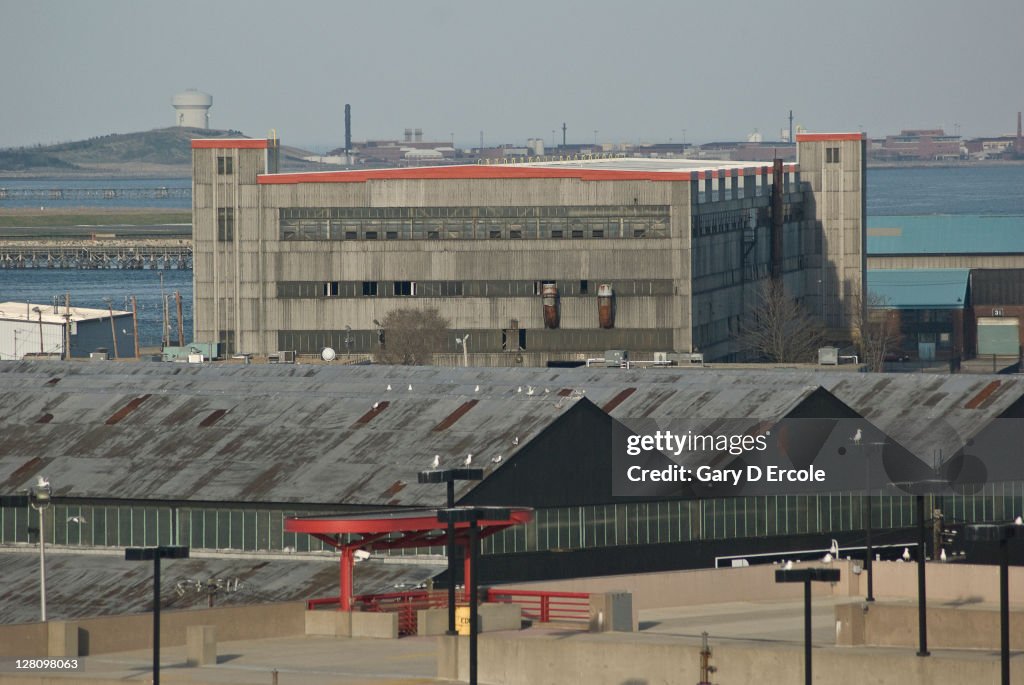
(0, 362, 1019, 506)
(867, 269, 969, 309)
(867, 215, 1024, 255)
(0, 302, 131, 324)
(0, 547, 442, 625)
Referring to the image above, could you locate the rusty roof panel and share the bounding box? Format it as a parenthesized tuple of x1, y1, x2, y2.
(432, 399, 478, 431)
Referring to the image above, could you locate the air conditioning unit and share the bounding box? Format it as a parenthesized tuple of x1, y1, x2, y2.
(269, 350, 295, 364)
(89, 352, 109, 361)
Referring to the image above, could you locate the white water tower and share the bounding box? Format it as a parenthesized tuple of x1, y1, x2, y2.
(172, 89, 212, 129)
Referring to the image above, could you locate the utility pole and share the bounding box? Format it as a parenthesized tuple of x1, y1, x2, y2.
(175, 292, 184, 346)
(131, 296, 140, 359)
(562, 122, 567, 147)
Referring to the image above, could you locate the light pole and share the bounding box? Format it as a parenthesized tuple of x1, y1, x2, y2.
(418, 468, 483, 636)
(456, 334, 470, 367)
(125, 545, 190, 685)
(31, 307, 44, 355)
(31, 476, 51, 621)
(966, 522, 1021, 685)
(775, 567, 841, 685)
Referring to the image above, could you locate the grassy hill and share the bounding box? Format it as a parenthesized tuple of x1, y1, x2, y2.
(0, 128, 317, 175)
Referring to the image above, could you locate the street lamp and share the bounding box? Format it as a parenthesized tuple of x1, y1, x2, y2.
(418, 467, 483, 636)
(31, 307, 43, 355)
(966, 521, 1022, 685)
(455, 334, 470, 368)
(30, 476, 51, 621)
(774, 566, 841, 685)
(125, 545, 190, 685)
(436, 506, 511, 685)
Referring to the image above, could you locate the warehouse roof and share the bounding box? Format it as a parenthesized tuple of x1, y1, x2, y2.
(1, 362, 1021, 506)
(866, 269, 969, 309)
(0, 547, 441, 624)
(0, 302, 131, 324)
(867, 215, 1024, 255)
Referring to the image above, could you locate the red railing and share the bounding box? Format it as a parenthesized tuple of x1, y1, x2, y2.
(305, 588, 591, 633)
(486, 589, 590, 624)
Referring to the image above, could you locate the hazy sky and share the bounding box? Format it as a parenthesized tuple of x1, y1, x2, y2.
(2, 0, 1022, 150)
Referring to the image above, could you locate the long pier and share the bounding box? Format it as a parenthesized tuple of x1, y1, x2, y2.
(0, 187, 191, 201)
(0, 240, 192, 269)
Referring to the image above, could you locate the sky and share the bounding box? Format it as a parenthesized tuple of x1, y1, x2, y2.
(2, 0, 1022, 151)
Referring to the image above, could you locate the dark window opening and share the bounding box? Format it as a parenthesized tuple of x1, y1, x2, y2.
(551, 230, 564, 238)
(345, 231, 358, 240)
(633, 229, 646, 238)
(217, 156, 233, 175)
(502, 328, 527, 351)
(365, 231, 378, 240)
(393, 281, 414, 296)
(323, 281, 339, 297)
(217, 207, 234, 241)
(826, 147, 840, 164)
(592, 229, 604, 238)
(580, 280, 589, 294)
(489, 230, 502, 239)
(386, 231, 398, 240)
(362, 282, 378, 296)
(571, 229, 584, 238)
(509, 230, 522, 239)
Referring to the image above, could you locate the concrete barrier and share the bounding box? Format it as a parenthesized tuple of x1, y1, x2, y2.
(304, 610, 352, 637)
(185, 625, 216, 666)
(46, 621, 78, 657)
(478, 603, 522, 632)
(836, 600, 1024, 650)
(350, 611, 398, 639)
(417, 607, 449, 636)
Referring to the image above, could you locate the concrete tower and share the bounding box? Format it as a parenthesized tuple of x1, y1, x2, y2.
(172, 89, 213, 129)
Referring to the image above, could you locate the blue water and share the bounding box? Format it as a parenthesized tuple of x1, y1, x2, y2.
(0, 166, 1018, 347)
(0, 269, 192, 347)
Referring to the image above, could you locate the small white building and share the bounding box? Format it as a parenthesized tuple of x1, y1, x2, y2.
(0, 302, 135, 360)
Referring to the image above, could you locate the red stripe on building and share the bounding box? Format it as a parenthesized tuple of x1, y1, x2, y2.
(191, 139, 270, 149)
(795, 132, 865, 142)
(257, 166, 699, 184)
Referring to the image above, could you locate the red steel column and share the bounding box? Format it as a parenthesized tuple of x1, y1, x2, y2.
(340, 547, 355, 611)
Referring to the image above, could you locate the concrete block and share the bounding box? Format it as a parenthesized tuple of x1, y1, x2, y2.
(350, 611, 398, 639)
(47, 621, 78, 657)
(589, 591, 634, 632)
(435, 634, 459, 680)
(478, 603, 522, 632)
(186, 625, 216, 666)
(834, 602, 866, 646)
(304, 610, 352, 637)
(417, 607, 450, 636)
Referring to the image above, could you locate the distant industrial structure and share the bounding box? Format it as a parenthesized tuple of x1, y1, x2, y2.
(190, 133, 866, 362)
(0, 301, 135, 360)
(172, 89, 213, 129)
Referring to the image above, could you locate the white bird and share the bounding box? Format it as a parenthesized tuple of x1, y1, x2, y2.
(386, 384, 392, 391)
(67, 516, 86, 524)
(852, 429, 862, 445)
(527, 386, 535, 396)
(372, 401, 380, 410)
(783, 560, 794, 571)
(36, 476, 50, 489)
(512, 436, 519, 446)
(492, 455, 502, 464)
(517, 386, 523, 393)
(902, 547, 912, 561)
(408, 384, 413, 391)
(822, 552, 833, 563)
(474, 385, 480, 393)
(940, 549, 947, 562)
(431, 455, 440, 469)
(464, 453, 473, 466)
(1015, 515, 1023, 525)
(829, 539, 840, 557)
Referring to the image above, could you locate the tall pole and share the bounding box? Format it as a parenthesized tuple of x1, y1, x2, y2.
(106, 302, 119, 359)
(803, 578, 812, 685)
(158, 271, 167, 348)
(916, 494, 929, 656)
(64, 293, 71, 359)
(446, 480, 456, 635)
(131, 296, 140, 360)
(39, 506, 46, 622)
(153, 553, 161, 685)
(36, 309, 44, 354)
(469, 517, 480, 685)
(1000, 537, 1010, 685)
(175, 291, 184, 346)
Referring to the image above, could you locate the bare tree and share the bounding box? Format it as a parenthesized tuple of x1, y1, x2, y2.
(740, 279, 827, 363)
(851, 292, 902, 372)
(377, 308, 450, 365)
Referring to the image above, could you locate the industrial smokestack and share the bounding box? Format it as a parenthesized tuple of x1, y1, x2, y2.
(404, 128, 413, 143)
(344, 104, 351, 153)
(771, 158, 784, 280)
(414, 128, 422, 142)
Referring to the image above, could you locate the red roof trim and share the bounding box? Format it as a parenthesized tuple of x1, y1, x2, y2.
(259, 166, 698, 184)
(285, 508, 533, 536)
(191, 138, 269, 149)
(795, 132, 866, 142)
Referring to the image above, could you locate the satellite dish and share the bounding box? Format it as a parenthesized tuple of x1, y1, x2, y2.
(321, 347, 337, 362)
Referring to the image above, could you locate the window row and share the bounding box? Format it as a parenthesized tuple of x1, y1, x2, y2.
(277, 279, 673, 300)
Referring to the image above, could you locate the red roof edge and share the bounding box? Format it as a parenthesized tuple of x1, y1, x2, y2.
(795, 132, 866, 142)
(191, 138, 269, 149)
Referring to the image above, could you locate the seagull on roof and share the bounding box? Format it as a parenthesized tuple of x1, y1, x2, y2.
(475, 385, 480, 393)
(783, 560, 794, 570)
(829, 539, 840, 557)
(902, 547, 912, 561)
(822, 552, 833, 563)
(36, 476, 50, 489)
(386, 384, 392, 391)
(527, 386, 535, 396)
(492, 455, 502, 464)
(408, 384, 413, 391)
(1016, 515, 1023, 525)
(373, 401, 380, 410)
(940, 549, 947, 562)
(517, 386, 523, 393)
(431, 455, 440, 469)
(465, 453, 473, 466)
(853, 429, 862, 445)
(512, 436, 519, 446)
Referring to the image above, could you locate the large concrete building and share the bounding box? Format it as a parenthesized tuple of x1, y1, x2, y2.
(190, 133, 865, 362)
